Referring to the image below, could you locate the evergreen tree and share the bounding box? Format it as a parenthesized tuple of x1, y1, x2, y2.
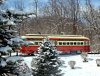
(0, 1, 33, 75)
(31, 38, 62, 76)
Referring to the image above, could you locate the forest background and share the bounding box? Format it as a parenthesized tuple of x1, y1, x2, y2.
(2, 0, 100, 52)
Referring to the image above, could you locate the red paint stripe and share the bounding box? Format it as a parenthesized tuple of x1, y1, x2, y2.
(21, 45, 90, 54)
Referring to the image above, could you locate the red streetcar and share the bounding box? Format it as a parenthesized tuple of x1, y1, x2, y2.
(21, 34, 90, 54)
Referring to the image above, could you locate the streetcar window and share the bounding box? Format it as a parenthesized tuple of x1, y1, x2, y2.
(81, 42, 83, 45)
(35, 42, 38, 45)
(70, 42, 73, 45)
(84, 41, 89, 45)
(67, 42, 69, 45)
(87, 42, 89, 45)
(84, 42, 86, 45)
(77, 42, 80, 45)
(63, 42, 66, 45)
(59, 42, 62, 45)
(74, 42, 76, 45)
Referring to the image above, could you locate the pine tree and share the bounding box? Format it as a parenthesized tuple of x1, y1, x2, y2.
(31, 38, 62, 76)
(0, 1, 33, 75)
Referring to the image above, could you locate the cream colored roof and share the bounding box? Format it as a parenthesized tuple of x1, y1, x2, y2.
(21, 34, 89, 40)
(25, 34, 83, 37)
(48, 36, 89, 40)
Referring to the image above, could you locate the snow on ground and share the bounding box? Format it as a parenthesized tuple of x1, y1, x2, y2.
(60, 54, 100, 76)
(23, 54, 100, 76)
(23, 56, 33, 68)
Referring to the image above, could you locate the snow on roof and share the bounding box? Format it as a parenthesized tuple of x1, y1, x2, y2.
(48, 36, 89, 40)
(23, 54, 100, 76)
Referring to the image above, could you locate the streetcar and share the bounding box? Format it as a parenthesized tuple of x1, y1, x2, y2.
(21, 34, 90, 54)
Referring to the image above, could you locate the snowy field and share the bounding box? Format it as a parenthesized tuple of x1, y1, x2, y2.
(23, 54, 100, 76)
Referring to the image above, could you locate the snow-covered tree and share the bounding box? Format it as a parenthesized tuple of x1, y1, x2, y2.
(31, 38, 62, 76)
(0, 1, 33, 75)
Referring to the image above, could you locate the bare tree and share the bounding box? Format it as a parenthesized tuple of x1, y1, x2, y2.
(14, 0, 25, 11)
(67, 0, 80, 34)
(34, 0, 38, 18)
(82, 0, 100, 52)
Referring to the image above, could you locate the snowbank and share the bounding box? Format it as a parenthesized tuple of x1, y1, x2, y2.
(23, 54, 100, 76)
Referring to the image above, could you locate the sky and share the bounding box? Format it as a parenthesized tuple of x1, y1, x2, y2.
(4, 0, 48, 11)
(3, 0, 100, 11)
(6, 0, 100, 7)
(92, 0, 100, 7)
(81, 0, 100, 7)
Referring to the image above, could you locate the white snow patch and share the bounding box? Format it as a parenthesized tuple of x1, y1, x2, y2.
(23, 54, 100, 76)
(60, 55, 100, 76)
(23, 56, 33, 68)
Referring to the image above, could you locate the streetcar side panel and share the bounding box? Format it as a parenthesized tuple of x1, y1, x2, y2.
(49, 38, 90, 53)
(20, 35, 90, 54)
(21, 36, 43, 54)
